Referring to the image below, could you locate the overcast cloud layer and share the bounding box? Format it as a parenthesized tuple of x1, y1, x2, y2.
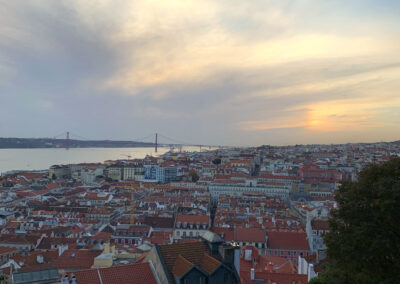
(1, 0, 400, 146)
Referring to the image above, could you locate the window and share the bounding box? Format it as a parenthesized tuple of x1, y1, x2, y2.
(274, 250, 278, 256)
(176, 231, 180, 236)
(287, 251, 291, 256)
(280, 250, 284, 256)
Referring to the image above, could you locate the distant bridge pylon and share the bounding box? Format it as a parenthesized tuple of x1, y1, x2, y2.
(51, 131, 225, 151)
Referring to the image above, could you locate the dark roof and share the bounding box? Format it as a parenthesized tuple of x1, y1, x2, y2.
(158, 241, 222, 283)
(144, 216, 174, 228)
(36, 237, 78, 250)
(13, 268, 59, 284)
(0, 234, 39, 245)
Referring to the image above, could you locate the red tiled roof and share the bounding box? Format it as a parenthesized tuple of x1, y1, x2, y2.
(158, 241, 221, 283)
(0, 246, 19, 255)
(45, 183, 59, 190)
(172, 255, 194, 278)
(267, 231, 310, 251)
(74, 262, 157, 284)
(241, 270, 308, 284)
(212, 227, 235, 242)
(12, 250, 59, 272)
(176, 214, 209, 225)
(236, 228, 266, 243)
(55, 249, 101, 270)
(200, 253, 221, 274)
(311, 220, 330, 231)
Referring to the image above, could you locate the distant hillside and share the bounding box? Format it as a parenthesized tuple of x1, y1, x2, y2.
(0, 138, 154, 149)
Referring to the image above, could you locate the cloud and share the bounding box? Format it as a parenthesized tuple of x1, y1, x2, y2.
(0, 1, 400, 145)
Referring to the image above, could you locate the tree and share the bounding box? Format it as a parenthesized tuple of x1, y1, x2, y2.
(0, 275, 8, 284)
(321, 158, 400, 284)
(188, 170, 199, 182)
(212, 158, 221, 165)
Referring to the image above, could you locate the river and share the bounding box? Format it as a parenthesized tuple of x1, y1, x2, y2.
(0, 146, 202, 174)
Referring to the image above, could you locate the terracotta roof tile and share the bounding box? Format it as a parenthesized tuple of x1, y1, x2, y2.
(158, 241, 221, 283)
(200, 254, 221, 274)
(172, 255, 194, 277)
(236, 228, 266, 243)
(311, 220, 330, 231)
(267, 231, 310, 251)
(74, 262, 158, 284)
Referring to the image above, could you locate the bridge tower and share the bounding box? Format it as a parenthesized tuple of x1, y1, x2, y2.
(66, 132, 70, 150)
(155, 133, 158, 153)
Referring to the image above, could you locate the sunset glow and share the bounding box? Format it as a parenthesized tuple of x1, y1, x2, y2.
(1, 1, 400, 145)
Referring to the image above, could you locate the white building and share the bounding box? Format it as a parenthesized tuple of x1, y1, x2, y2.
(306, 217, 330, 252)
(208, 183, 289, 201)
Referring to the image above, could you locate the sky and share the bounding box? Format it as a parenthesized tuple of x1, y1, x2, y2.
(1, 0, 400, 146)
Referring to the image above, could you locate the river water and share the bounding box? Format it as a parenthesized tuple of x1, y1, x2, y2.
(0, 146, 201, 174)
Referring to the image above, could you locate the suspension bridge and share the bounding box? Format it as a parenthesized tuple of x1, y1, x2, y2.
(52, 131, 224, 152)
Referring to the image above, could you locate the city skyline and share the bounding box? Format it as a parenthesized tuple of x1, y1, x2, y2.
(1, 1, 400, 146)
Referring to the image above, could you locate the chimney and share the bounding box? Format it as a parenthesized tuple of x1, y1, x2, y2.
(250, 268, 255, 281)
(219, 243, 240, 275)
(267, 261, 273, 272)
(58, 244, 69, 256)
(308, 264, 316, 282)
(245, 249, 252, 261)
(36, 254, 44, 264)
(70, 274, 77, 284)
(62, 274, 69, 284)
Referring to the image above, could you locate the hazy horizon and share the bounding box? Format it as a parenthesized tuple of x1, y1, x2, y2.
(1, 1, 400, 146)
(1, 135, 398, 148)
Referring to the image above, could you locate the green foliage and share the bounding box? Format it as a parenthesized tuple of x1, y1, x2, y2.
(308, 278, 329, 284)
(0, 275, 8, 284)
(188, 170, 199, 182)
(212, 158, 221, 165)
(322, 158, 400, 284)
